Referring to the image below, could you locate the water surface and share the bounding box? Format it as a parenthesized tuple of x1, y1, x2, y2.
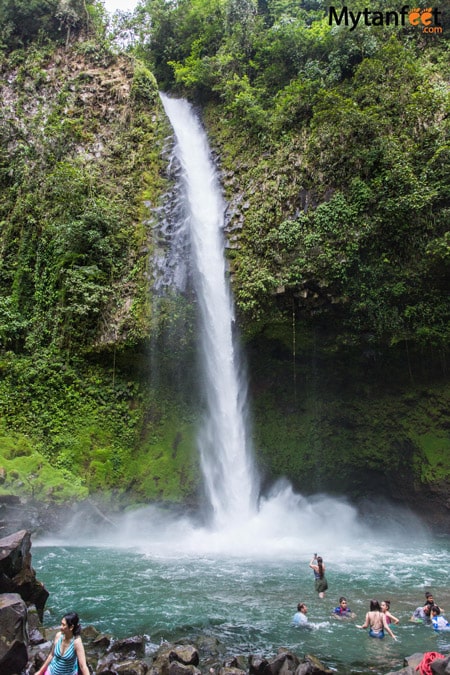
(33, 500, 450, 674)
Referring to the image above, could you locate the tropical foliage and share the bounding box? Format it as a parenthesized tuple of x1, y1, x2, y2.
(0, 0, 449, 506)
(134, 0, 450, 351)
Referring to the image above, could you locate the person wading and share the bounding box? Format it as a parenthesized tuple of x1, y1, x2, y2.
(309, 554, 328, 599)
(357, 600, 397, 640)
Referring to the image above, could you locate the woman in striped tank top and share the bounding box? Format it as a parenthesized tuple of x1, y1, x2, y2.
(36, 611, 89, 675)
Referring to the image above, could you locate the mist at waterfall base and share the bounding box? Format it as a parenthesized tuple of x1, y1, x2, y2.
(33, 97, 450, 672)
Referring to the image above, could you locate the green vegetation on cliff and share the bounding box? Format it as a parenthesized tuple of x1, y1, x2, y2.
(137, 0, 450, 350)
(0, 0, 200, 503)
(0, 0, 449, 512)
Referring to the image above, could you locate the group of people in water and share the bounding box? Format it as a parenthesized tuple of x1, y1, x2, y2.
(32, 555, 447, 674)
(291, 554, 449, 639)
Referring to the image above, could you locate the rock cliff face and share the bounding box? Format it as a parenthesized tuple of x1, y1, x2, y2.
(0, 41, 169, 351)
(0, 593, 29, 675)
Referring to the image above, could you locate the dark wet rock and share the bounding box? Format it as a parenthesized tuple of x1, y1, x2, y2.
(84, 624, 102, 639)
(295, 666, 311, 675)
(0, 593, 28, 675)
(195, 636, 221, 659)
(28, 604, 46, 644)
(169, 661, 201, 675)
(223, 656, 248, 671)
(265, 651, 301, 675)
(294, 654, 333, 675)
(249, 655, 270, 675)
(218, 668, 246, 675)
(29, 625, 46, 645)
(169, 646, 200, 666)
(94, 633, 113, 648)
(22, 625, 450, 675)
(0, 529, 49, 620)
(111, 635, 146, 658)
(431, 655, 450, 675)
(404, 653, 426, 670)
(97, 651, 149, 674)
(30, 641, 53, 673)
(96, 652, 118, 673)
(149, 642, 175, 675)
(0, 639, 29, 675)
(384, 668, 416, 675)
(115, 660, 149, 674)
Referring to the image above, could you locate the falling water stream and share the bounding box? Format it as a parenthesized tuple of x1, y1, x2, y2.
(33, 98, 450, 673)
(159, 94, 258, 528)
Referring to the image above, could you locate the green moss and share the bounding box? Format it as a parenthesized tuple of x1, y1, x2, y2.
(126, 412, 200, 501)
(250, 328, 450, 497)
(0, 347, 202, 504)
(411, 432, 450, 483)
(0, 428, 88, 501)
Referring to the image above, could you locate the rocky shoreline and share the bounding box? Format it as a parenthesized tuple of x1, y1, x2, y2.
(25, 628, 450, 675)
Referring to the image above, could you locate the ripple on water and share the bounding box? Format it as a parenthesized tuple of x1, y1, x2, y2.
(32, 518, 449, 674)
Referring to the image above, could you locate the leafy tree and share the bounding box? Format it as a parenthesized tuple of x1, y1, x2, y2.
(0, 0, 94, 51)
(135, 0, 227, 90)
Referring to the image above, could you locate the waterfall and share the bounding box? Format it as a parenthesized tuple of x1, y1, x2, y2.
(160, 94, 259, 529)
(44, 100, 430, 558)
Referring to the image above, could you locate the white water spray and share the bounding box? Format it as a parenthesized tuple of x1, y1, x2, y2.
(160, 94, 259, 529)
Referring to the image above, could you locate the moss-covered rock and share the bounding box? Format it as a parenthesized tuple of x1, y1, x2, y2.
(248, 322, 450, 524)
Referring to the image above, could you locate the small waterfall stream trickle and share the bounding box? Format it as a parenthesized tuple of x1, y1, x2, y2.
(160, 94, 259, 529)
